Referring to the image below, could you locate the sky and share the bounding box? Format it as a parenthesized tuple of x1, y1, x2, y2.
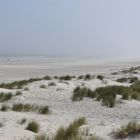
(0, 0, 140, 58)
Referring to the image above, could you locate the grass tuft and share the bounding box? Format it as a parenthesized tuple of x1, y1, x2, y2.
(15, 91, 22, 96)
(40, 85, 46, 89)
(0, 123, 3, 128)
(116, 77, 138, 83)
(12, 103, 49, 114)
(35, 134, 48, 140)
(26, 121, 39, 133)
(113, 121, 140, 139)
(1, 104, 9, 111)
(84, 74, 92, 80)
(12, 103, 33, 112)
(38, 106, 49, 114)
(97, 75, 104, 80)
(20, 118, 27, 125)
(24, 87, 29, 91)
(35, 117, 101, 140)
(72, 81, 140, 108)
(48, 82, 56, 86)
(72, 87, 96, 101)
(0, 92, 13, 102)
(0, 78, 42, 89)
(43, 76, 52, 80)
(54, 117, 86, 140)
(59, 75, 73, 81)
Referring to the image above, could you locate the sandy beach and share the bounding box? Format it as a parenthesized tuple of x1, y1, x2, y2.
(0, 57, 140, 140)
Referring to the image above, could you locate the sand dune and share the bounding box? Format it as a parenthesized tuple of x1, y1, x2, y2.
(0, 57, 140, 140)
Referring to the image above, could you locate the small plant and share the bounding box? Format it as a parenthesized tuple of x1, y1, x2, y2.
(0, 78, 42, 89)
(84, 74, 92, 80)
(72, 87, 96, 101)
(113, 121, 140, 139)
(131, 92, 139, 100)
(102, 96, 116, 108)
(111, 72, 118, 75)
(73, 117, 86, 127)
(48, 82, 56, 86)
(53, 117, 86, 140)
(35, 117, 100, 140)
(95, 86, 125, 107)
(12, 103, 50, 114)
(1, 104, 9, 111)
(40, 84, 46, 89)
(24, 87, 29, 91)
(12, 103, 33, 112)
(26, 121, 39, 133)
(43, 76, 52, 80)
(38, 106, 49, 114)
(116, 77, 138, 83)
(15, 91, 22, 96)
(20, 118, 27, 125)
(35, 134, 48, 140)
(54, 76, 58, 79)
(120, 66, 140, 74)
(78, 75, 84, 79)
(97, 75, 104, 80)
(72, 84, 140, 108)
(0, 123, 3, 128)
(0, 92, 13, 102)
(130, 81, 140, 92)
(59, 75, 73, 81)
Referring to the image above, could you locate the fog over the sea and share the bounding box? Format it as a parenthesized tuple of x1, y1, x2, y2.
(0, 0, 140, 58)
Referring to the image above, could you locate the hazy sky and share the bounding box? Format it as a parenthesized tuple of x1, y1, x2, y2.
(0, 0, 140, 58)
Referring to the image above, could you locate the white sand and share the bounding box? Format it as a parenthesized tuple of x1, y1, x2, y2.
(0, 57, 140, 140)
(0, 56, 140, 82)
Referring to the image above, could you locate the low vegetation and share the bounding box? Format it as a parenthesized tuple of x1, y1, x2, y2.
(97, 75, 104, 80)
(77, 74, 94, 80)
(0, 78, 42, 89)
(0, 92, 13, 102)
(59, 75, 74, 81)
(95, 86, 125, 107)
(77, 74, 104, 80)
(35, 134, 48, 140)
(15, 91, 22, 96)
(24, 87, 29, 91)
(113, 121, 140, 139)
(43, 76, 52, 80)
(0, 91, 23, 103)
(35, 117, 100, 140)
(0, 76, 52, 89)
(121, 66, 140, 74)
(38, 106, 49, 114)
(84, 74, 92, 80)
(20, 118, 27, 125)
(12, 103, 34, 112)
(111, 72, 118, 75)
(40, 84, 46, 89)
(111, 66, 140, 75)
(130, 81, 140, 92)
(72, 80, 140, 107)
(116, 77, 138, 83)
(35, 117, 92, 140)
(72, 87, 96, 101)
(48, 82, 56, 86)
(0, 123, 3, 128)
(1, 104, 9, 111)
(53, 118, 85, 140)
(78, 75, 85, 79)
(26, 121, 39, 133)
(12, 103, 49, 114)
